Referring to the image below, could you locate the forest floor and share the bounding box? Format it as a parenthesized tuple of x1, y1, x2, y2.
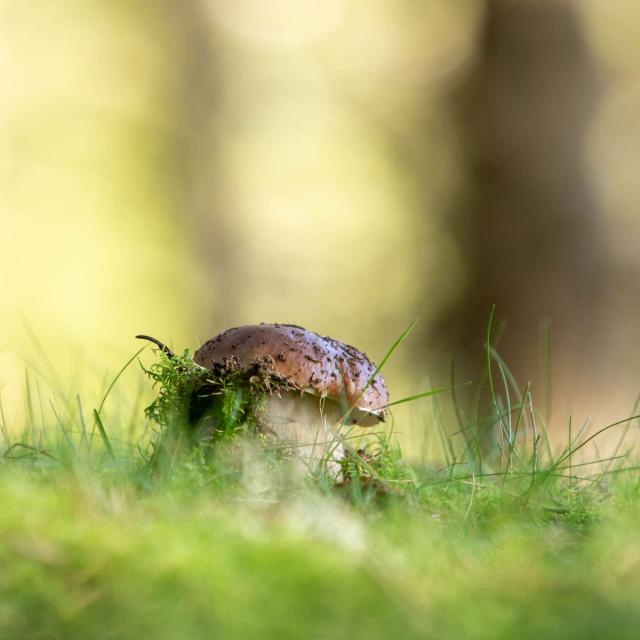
(2, 339, 640, 640)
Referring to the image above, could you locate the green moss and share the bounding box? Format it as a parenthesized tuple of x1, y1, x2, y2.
(140, 350, 300, 466)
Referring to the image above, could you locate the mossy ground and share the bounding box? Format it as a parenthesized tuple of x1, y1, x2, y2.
(1, 343, 640, 639)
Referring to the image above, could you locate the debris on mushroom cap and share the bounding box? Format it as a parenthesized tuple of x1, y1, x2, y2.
(193, 323, 389, 425)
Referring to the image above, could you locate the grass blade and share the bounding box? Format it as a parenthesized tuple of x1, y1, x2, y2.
(92, 409, 114, 460)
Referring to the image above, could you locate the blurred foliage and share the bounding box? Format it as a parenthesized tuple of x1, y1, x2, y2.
(1, 0, 640, 445)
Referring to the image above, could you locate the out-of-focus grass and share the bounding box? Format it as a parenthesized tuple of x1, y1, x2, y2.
(2, 458, 640, 640)
(1, 337, 640, 639)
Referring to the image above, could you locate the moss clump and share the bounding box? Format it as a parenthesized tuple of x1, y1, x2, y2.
(141, 350, 299, 460)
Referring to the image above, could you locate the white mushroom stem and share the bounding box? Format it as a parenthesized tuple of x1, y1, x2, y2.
(262, 392, 347, 473)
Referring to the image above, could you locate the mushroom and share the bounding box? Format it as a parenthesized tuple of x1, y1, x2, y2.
(193, 323, 389, 469)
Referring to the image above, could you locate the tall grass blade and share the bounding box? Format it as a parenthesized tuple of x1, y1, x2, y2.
(382, 384, 468, 409)
(92, 409, 115, 460)
(96, 346, 147, 417)
(341, 319, 418, 423)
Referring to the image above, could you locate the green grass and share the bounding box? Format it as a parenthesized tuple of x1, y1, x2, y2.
(1, 329, 640, 640)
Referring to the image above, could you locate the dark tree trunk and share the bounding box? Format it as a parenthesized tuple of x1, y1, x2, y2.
(440, 0, 605, 420)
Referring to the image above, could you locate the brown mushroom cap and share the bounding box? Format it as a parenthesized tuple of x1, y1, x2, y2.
(194, 323, 389, 425)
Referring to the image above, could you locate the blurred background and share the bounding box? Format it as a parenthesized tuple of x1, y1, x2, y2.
(1, 0, 639, 448)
